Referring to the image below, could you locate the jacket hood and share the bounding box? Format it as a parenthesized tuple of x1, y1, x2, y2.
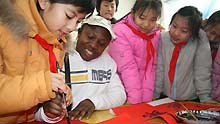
(0, 0, 30, 39)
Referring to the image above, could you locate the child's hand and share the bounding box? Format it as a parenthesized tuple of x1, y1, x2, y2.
(69, 99, 95, 120)
(50, 72, 67, 93)
(65, 86, 73, 106)
(43, 93, 64, 118)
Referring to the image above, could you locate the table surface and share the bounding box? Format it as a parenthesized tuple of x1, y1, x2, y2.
(81, 109, 167, 124)
(80, 98, 175, 123)
(79, 100, 220, 124)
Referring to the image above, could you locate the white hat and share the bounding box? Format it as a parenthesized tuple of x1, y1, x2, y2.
(81, 16, 116, 40)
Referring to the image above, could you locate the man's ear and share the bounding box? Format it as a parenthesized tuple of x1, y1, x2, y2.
(37, 0, 49, 10)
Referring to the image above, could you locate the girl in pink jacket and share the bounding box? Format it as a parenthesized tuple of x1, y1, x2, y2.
(108, 0, 162, 104)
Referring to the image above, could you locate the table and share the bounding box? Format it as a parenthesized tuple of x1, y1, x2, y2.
(81, 110, 114, 123)
(80, 98, 174, 123)
(81, 109, 167, 124)
(80, 99, 220, 124)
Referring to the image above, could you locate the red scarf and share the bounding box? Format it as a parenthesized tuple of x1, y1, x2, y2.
(124, 22, 156, 77)
(33, 34, 57, 73)
(168, 42, 186, 90)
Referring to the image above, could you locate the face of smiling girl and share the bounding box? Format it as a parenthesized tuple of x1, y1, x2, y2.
(133, 8, 159, 33)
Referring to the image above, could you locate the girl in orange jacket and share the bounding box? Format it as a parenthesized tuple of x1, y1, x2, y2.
(0, 0, 95, 123)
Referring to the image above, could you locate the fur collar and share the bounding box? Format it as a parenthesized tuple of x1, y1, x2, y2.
(0, 0, 30, 40)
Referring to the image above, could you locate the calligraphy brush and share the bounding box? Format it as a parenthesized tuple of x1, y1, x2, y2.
(56, 62, 71, 124)
(62, 93, 71, 124)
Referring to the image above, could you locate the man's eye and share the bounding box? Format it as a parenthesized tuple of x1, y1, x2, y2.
(99, 41, 107, 46)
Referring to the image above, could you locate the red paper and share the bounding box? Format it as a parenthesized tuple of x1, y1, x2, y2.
(113, 103, 155, 121)
(154, 101, 220, 115)
(153, 102, 220, 124)
(99, 113, 152, 124)
(182, 102, 220, 110)
(111, 101, 220, 124)
(159, 113, 177, 124)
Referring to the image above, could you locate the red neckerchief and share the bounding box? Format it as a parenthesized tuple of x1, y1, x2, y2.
(33, 34, 57, 73)
(168, 42, 186, 91)
(124, 22, 156, 78)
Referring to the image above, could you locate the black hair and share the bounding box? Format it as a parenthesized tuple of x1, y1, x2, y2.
(78, 24, 87, 34)
(96, 0, 119, 13)
(170, 6, 202, 40)
(132, 0, 162, 18)
(37, 0, 95, 16)
(206, 10, 220, 27)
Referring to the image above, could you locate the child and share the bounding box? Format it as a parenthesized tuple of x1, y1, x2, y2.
(108, 0, 162, 104)
(204, 10, 220, 102)
(212, 47, 220, 102)
(96, 0, 119, 24)
(154, 6, 213, 103)
(203, 10, 220, 61)
(0, 0, 95, 123)
(35, 16, 126, 122)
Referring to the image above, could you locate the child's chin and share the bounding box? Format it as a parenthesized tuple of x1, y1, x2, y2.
(170, 37, 180, 44)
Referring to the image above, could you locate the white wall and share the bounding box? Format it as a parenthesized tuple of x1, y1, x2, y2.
(114, 0, 135, 20)
(114, 0, 220, 30)
(162, 0, 220, 30)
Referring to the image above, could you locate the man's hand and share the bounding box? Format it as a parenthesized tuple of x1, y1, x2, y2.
(69, 99, 95, 120)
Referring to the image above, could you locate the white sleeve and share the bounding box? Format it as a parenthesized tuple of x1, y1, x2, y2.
(89, 60, 126, 110)
(35, 107, 64, 123)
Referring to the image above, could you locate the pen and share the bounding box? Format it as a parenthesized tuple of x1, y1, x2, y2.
(56, 62, 71, 124)
(62, 93, 71, 124)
